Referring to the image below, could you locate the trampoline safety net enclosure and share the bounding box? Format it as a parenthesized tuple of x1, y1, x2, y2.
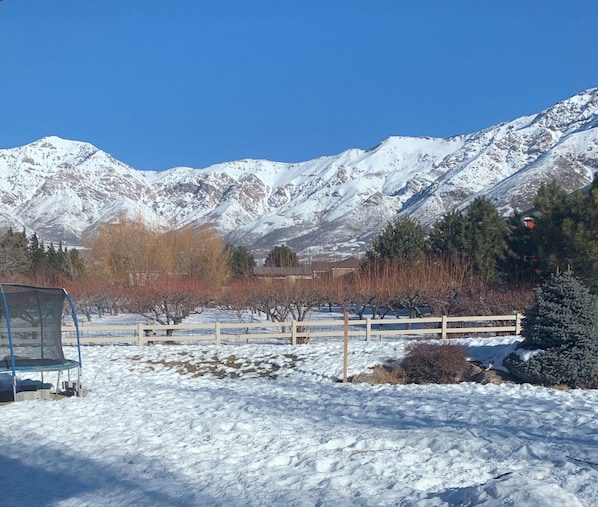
(0, 283, 82, 401)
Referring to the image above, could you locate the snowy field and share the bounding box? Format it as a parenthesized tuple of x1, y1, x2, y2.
(1, 308, 598, 506)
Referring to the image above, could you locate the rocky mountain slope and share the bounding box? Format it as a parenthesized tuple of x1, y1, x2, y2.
(1, 88, 597, 258)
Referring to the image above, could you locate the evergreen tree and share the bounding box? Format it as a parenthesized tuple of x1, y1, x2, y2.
(566, 181, 598, 281)
(0, 228, 84, 282)
(531, 180, 570, 276)
(465, 197, 508, 283)
(429, 210, 468, 255)
(529, 176, 598, 283)
(0, 228, 30, 277)
(66, 248, 86, 280)
(429, 197, 507, 283)
(504, 272, 598, 387)
(225, 243, 256, 278)
(29, 232, 46, 274)
(501, 212, 541, 285)
(264, 245, 299, 268)
(46, 242, 60, 274)
(368, 216, 429, 262)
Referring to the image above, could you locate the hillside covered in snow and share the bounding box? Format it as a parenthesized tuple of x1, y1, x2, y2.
(1, 88, 597, 257)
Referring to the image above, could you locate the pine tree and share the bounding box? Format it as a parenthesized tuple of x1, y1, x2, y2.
(0, 228, 31, 277)
(531, 180, 571, 276)
(67, 248, 86, 281)
(368, 216, 428, 262)
(429, 197, 507, 283)
(429, 210, 467, 254)
(504, 272, 598, 387)
(29, 232, 46, 275)
(465, 197, 508, 283)
(225, 244, 256, 278)
(567, 181, 598, 281)
(527, 175, 598, 283)
(264, 245, 299, 268)
(501, 212, 540, 285)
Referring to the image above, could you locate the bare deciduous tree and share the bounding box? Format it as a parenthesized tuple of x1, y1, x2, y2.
(127, 276, 213, 334)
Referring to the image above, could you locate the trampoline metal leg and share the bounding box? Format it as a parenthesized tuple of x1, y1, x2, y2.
(55, 370, 61, 401)
(76, 367, 82, 397)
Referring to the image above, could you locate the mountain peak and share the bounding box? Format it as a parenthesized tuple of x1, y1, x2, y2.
(32, 135, 94, 150)
(1, 89, 597, 257)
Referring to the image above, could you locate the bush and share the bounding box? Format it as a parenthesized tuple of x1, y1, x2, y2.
(401, 342, 469, 384)
(504, 272, 598, 387)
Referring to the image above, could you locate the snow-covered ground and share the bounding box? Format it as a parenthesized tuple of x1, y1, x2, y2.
(1, 308, 597, 506)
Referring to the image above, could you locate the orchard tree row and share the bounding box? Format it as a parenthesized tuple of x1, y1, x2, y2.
(67, 255, 533, 326)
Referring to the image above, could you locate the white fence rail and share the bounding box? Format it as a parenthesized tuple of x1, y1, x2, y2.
(62, 313, 524, 346)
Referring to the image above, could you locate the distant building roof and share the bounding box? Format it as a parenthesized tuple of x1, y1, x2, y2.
(253, 257, 360, 279)
(311, 256, 360, 272)
(333, 256, 360, 269)
(253, 266, 314, 277)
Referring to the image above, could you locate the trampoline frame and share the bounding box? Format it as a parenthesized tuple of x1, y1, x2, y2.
(0, 284, 82, 401)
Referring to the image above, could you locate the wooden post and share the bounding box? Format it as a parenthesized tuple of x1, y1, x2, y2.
(215, 321, 221, 345)
(343, 311, 349, 383)
(441, 315, 448, 339)
(137, 324, 144, 346)
(515, 313, 522, 335)
(365, 317, 371, 342)
(291, 320, 297, 346)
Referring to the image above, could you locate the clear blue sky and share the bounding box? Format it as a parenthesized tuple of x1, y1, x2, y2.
(1, 0, 596, 171)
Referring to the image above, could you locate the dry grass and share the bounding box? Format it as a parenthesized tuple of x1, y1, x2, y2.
(371, 365, 406, 384)
(141, 352, 300, 380)
(350, 365, 407, 385)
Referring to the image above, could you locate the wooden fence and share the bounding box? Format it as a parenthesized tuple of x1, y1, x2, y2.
(62, 313, 524, 346)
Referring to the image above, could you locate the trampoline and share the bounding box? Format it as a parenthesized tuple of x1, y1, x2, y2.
(0, 284, 82, 401)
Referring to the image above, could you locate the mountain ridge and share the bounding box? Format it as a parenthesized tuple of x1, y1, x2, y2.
(1, 88, 597, 257)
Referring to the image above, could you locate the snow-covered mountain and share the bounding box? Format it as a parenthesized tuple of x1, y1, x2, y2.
(1, 88, 597, 257)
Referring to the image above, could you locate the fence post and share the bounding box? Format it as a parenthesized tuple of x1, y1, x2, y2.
(137, 324, 144, 346)
(366, 317, 371, 342)
(291, 320, 297, 346)
(215, 321, 221, 345)
(441, 315, 448, 339)
(515, 313, 522, 335)
(343, 311, 349, 382)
